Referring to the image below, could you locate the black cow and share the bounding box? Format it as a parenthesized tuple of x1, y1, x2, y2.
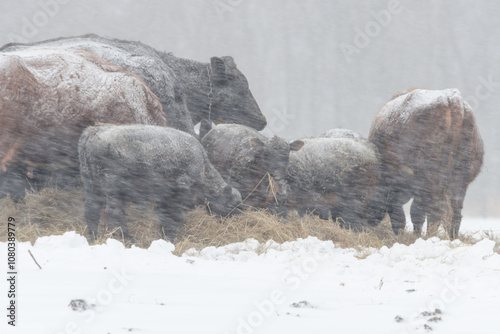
(285, 132, 379, 230)
(78, 124, 242, 242)
(0, 34, 266, 134)
(200, 121, 303, 212)
(1, 34, 266, 198)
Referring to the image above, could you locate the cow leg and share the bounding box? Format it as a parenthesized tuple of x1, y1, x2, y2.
(450, 182, 468, 239)
(27, 165, 35, 179)
(388, 204, 406, 235)
(157, 206, 182, 242)
(333, 204, 352, 230)
(330, 206, 341, 225)
(0, 140, 20, 172)
(84, 189, 105, 243)
(338, 207, 365, 232)
(157, 188, 192, 242)
(317, 207, 331, 220)
(383, 184, 413, 235)
(334, 189, 365, 231)
(296, 207, 307, 217)
(104, 192, 131, 242)
(0, 164, 30, 201)
(410, 196, 428, 236)
(426, 190, 447, 237)
(331, 199, 345, 227)
(366, 185, 390, 227)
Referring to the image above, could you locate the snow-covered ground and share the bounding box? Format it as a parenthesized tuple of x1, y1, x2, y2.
(1, 217, 499, 334)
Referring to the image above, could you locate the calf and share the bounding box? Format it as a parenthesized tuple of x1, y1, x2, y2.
(79, 124, 242, 242)
(200, 121, 303, 212)
(320, 128, 362, 139)
(285, 133, 379, 230)
(368, 88, 484, 238)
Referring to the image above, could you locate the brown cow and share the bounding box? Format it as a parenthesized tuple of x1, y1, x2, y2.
(367, 88, 484, 238)
(0, 47, 166, 177)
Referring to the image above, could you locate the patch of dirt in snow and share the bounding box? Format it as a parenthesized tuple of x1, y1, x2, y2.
(68, 299, 95, 312)
(289, 300, 317, 309)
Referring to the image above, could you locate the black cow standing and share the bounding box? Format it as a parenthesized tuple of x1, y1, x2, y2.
(0, 34, 266, 135)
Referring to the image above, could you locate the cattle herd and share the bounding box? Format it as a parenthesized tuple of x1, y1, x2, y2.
(0, 34, 484, 242)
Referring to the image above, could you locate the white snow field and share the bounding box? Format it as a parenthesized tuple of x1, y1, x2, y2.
(1, 218, 499, 334)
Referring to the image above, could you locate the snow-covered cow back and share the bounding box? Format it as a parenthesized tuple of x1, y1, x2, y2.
(286, 135, 379, 230)
(79, 125, 242, 242)
(319, 128, 363, 140)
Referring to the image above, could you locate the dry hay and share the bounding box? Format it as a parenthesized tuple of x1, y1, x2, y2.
(176, 210, 421, 255)
(0, 187, 495, 256)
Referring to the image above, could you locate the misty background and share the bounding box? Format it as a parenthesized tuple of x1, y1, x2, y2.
(0, 0, 498, 217)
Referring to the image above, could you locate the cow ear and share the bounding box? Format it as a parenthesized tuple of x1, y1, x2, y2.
(210, 57, 227, 84)
(249, 138, 265, 151)
(199, 119, 212, 140)
(289, 140, 304, 152)
(221, 56, 236, 68)
(223, 185, 233, 198)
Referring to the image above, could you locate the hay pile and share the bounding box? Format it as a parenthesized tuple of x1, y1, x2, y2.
(0, 188, 495, 256)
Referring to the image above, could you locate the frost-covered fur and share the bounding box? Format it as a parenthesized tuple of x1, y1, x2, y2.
(201, 122, 303, 211)
(285, 134, 379, 230)
(368, 88, 484, 238)
(0, 34, 267, 133)
(79, 125, 242, 242)
(320, 128, 362, 139)
(0, 48, 165, 174)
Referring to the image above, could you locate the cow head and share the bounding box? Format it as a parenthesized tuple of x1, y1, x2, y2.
(208, 56, 267, 131)
(249, 136, 304, 210)
(249, 136, 303, 182)
(207, 185, 243, 217)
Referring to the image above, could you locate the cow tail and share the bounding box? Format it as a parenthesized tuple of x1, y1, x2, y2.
(459, 101, 484, 183)
(441, 93, 465, 186)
